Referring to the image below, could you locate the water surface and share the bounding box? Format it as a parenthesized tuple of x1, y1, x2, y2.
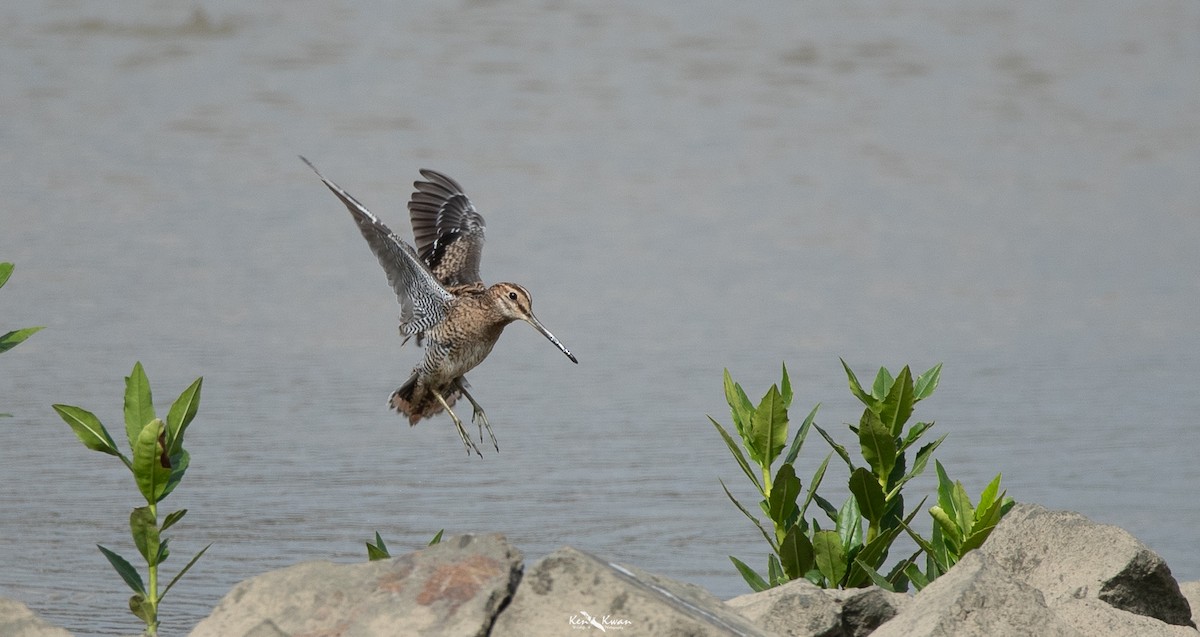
(1, 1, 1198, 634)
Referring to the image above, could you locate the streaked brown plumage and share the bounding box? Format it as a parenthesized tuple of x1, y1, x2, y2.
(301, 157, 577, 456)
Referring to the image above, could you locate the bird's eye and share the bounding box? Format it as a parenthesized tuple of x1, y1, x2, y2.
(508, 291, 518, 300)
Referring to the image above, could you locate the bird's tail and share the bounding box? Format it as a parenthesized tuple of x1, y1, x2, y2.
(389, 373, 460, 425)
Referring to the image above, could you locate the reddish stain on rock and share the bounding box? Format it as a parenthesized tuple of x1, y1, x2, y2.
(376, 555, 416, 594)
(416, 555, 503, 611)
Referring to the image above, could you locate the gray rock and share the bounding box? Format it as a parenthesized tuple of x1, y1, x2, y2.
(870, 551, 1083, 637)
(726, 579, 907, 637)
(1053, 597, 1199, 637)
(189, 533, 521, 637)
(491, 546, 769, 636)
(0, 599, 72, 637)
(981, 503, 1194, 627)
(726, 579, 842, 636)
(1181, 582, 1200, 624)
(827, 586, 909, 637)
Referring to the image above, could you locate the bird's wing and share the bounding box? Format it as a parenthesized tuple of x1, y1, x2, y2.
(408, 169, 487, 287)
(302, 157, 453, 337)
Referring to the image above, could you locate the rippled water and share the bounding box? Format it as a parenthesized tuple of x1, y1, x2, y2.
(1, 1, 1198, 634)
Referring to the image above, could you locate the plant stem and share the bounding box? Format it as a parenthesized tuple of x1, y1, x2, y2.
(146, 502, 159, 636)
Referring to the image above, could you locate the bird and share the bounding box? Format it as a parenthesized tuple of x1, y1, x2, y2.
(301, 157, 577, 456)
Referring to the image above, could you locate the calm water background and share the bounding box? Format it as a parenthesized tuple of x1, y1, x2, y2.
(1, 1, 1198, 634)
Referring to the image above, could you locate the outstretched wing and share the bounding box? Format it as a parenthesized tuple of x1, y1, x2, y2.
(302, 157, 453, 337)
(408, 169, 487, 287)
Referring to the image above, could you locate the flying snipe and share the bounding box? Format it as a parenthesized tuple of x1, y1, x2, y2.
(302, 157, 577, 456)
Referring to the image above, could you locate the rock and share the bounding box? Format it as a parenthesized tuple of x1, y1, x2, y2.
(726, 578, 842, 636)
(1181, 582, 1200, 624)
(0, 599, 72, 637)
(189, 533, 521, 637)
(726, 579, 907, 637)
(870, 551, 1083, 637)
(491, 546, 768, 636)
(827, 586, 909, 637)
(1053, 597, 1199, 637)
(981, 503, 1194, 627)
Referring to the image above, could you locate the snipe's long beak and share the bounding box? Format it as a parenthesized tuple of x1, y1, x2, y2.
(525, 314, 578, 364)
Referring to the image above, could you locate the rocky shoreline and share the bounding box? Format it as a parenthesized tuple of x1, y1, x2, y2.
(4, 503, 1198, 636)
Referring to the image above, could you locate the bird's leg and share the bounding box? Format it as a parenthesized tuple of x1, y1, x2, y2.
(432, 389, 480, 457)
(454, 378, 497, 452)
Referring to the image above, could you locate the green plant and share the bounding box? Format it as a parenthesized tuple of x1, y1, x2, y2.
(53, 362, 209, 636)
(808, 360, 946, 590)
(366, 529, 444, 561)
(710, 364, 830, 591)
(0, 262, 43, 416)
(902, 461, 1015, 589)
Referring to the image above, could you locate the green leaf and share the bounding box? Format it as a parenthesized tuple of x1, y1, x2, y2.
(0, 326, 44, 354)
(930, 515, 953, 569)
(767, 553, 784, 586)
(721, 479, 777, 550)
(778, 524, 814, 580)
(857, 410, 896, 485)
(812, 530, 846, 587)
(799, 452, 832, 522)
(767, 463, 801, 527)
(784, 403, 819, 466)
(161, 543, 211, 599)
(929, 506, 960, 545)
(975, 489, 1010, 532)
(934, 460, 955, 520)
(711, 417, 763, 494)
(750, 385, 788, 467)
(840, 359, 879, 411)
(53, 405, 125, 460)
(849, 467, 886, 526)
(367, 532, 390, 561)
(166, 377, 202, 457)
(813, 492, 840, 523)
(976, 473, 1003, 517)
(871, 367, 895, 402)
(730, 556, 769, 592)
(124, 362, 155, 453)
(162, 509, 187, 532)
(779, 362, 793, 409)
(846, 504, 921, 587)
(847, 529, 901, 587)
(857, 559, 895, 591)
(98, 545, 145, 595)
(129, 593, 155, 625)
(887, 434, 946, 500)
(836, 493, 863, 552)
(132, 419, 171, 504)
(900, 516, 951, 574)
(723, 370, 754, 435)
(898, 421, 933, 453)
(428, 529, 444, 546)
(960, 492, 1010, 554)
(905, 562, 930, 591)
(950, 481, 975, 537)
(0, 262, 12, 288)
(878, 366, 914, 437)
(159, 449, 190, 502)
(913, 363, 943, 401)
(130, 506, 160, 566)
(813, 423, 854, 470)
(156, 538, 171, 566)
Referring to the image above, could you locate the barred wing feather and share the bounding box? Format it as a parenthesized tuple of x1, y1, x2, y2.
(408, 168, 486, 287)
(302, 157, 452, 337)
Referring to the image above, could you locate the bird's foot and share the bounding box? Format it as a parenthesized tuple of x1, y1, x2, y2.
(471, 407, 498, 453)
